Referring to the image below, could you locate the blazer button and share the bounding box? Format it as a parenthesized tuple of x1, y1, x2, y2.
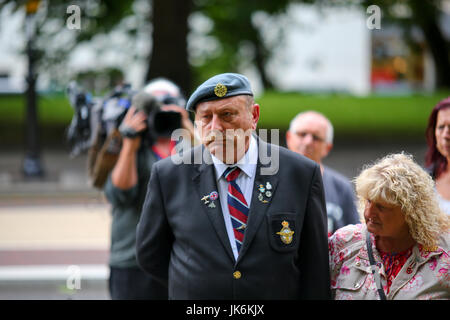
(233, 271, 242, 279)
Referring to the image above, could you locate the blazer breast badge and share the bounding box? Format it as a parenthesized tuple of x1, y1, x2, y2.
(276, 220, 294, 244)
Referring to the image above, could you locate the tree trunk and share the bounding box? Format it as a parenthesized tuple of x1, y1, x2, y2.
(253, 39, 274, 90)
(146, 0, 192, 95)
(251, 25, 274, 90)
(410, 0, 450, 89)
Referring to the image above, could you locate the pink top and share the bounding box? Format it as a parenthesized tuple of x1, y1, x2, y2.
(379, 247, 413, 294)
(329, 224, 450, 300)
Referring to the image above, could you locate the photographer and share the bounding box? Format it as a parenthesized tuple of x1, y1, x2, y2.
(104, 78, 195, 299)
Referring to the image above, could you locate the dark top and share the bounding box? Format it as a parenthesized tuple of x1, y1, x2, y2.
(136, 138, 331, 299)
(104, 147, 157, 268)
(322, 165, 360, 234)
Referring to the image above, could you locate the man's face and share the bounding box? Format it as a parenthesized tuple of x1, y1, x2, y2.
(286, 114, 332, 163)
(194, 95, 259, 164)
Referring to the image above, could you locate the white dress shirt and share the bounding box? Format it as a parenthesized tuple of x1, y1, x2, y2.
(211, 135, 258, 260)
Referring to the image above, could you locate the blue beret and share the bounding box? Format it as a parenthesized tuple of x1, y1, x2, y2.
(186, 73, 253, 111)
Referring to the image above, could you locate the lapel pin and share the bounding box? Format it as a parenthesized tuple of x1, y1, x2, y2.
(257, 182, 272, 203)
(209, 191, 219, 200)
(201, 195, 210, 205)
(258, 192, 269, 203)
(203, 191, 218, 208)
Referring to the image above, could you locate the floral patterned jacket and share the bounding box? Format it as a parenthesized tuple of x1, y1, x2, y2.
(328, 224, 450, 300)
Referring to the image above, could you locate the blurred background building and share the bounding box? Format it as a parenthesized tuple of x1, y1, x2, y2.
(1, 1, 450, 95)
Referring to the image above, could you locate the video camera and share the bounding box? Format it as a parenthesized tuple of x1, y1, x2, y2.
(66, 81, 183, 157)
(119, 89, 182, 142)
(66, 79, 185, 189)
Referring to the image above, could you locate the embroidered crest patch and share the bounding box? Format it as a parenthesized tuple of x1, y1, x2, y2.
(276, 220, 295, 244)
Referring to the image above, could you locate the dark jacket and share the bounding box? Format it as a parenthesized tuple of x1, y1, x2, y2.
(104, 147, 157, 268)
(136, 138, 331, 299)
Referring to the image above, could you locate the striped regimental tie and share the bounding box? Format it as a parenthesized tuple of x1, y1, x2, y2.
(224, 166, 249, 254)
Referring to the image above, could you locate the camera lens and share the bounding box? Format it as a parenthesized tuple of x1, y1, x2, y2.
(153, 111, 181, 137)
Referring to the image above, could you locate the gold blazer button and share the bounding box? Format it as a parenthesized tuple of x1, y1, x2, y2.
(233, 271, 242, 279)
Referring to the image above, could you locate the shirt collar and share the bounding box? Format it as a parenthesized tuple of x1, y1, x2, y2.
(212, 135, 258, 181)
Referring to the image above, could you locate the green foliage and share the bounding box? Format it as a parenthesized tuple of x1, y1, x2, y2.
(2, 91, 449, 140)
(0, 93, 73, 125)
(256, 91, 449, 138)
(191, 0, 291, 87)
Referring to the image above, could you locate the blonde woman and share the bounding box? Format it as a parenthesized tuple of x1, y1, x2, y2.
(329, 153, 450, 300)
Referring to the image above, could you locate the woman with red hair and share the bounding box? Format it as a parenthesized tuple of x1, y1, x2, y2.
(425, 97, 450, 215)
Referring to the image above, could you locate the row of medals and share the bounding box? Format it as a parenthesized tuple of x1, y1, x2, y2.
(202, 181, 273, 208)
(258, 182, 272, 203)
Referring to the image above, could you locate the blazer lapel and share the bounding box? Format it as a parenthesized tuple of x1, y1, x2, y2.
(192, 146, 235, 263)
(237, 138, 279, 263)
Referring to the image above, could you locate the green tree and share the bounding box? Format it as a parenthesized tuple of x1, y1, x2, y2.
(0, 0, 193, 91)
(2, 0, 303, 93)
(193, 0, 292, 89)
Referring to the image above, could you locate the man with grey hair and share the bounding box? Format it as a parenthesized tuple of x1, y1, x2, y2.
(136, 73, 330, 299)
(286, 111, 359, 235)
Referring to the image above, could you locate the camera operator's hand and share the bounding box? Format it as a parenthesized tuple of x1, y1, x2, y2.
(120, 106, 148, 151)
(112, 106, 147, 190)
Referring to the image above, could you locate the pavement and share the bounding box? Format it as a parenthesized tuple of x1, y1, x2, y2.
(0, 140, 427, 299)
(0, 150, 111, 299)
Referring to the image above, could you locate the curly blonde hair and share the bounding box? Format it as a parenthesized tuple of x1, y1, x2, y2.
(354, 153, 450, 248)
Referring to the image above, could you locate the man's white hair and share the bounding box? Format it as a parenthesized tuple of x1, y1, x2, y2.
(288, 110, 334, 144)
(143, 78, 181, 97)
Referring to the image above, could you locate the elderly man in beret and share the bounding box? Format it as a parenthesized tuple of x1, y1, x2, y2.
(136, 73, 331, 299)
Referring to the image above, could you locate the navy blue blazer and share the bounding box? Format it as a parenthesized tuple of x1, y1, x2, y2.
(136, 137, 331, 299)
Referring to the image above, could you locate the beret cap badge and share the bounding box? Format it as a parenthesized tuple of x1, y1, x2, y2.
(214, 83, 227, 97)
(185, 73, 253, 111)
